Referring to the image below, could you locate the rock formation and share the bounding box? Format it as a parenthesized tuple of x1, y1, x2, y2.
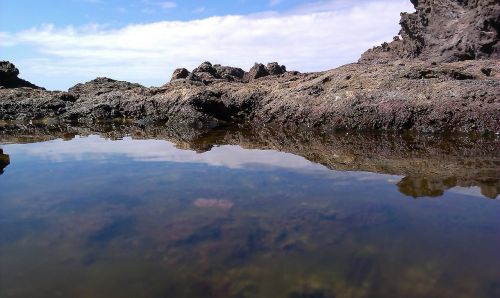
(0, 61, 43, 89)
(0, 1, 499, 134)
(360, 0, 500, 63)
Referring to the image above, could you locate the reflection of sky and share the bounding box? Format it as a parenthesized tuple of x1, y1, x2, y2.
(4, 135, 328, 170)
(1, 135, 489, 198)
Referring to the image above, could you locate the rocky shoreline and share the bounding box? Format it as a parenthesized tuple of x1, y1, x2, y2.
(0, 0, 499, 134)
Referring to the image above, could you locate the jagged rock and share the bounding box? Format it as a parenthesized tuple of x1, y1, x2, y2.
(1, 1, 499, 134)
(171, 68, 190, 81)
(0, 61, 44, 89)
(246, 63, 269, 80)
(360, 0, 500, 63)
(266, 62, 286, 75)
(213, 64, 245, 81)
(193, 61, 218, 77)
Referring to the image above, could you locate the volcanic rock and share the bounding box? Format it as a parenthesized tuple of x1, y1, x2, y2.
(246, 63, 269, 80)
(266, 62, 286, 75)
(360, 0, 500, 63)
(0, 61, 44, 89)
(171, 68, 190, 81)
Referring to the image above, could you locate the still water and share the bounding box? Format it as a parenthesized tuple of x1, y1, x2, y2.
(0, 126, 499, 298)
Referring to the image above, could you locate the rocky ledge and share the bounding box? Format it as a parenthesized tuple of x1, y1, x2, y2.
(0, 0, 499, 134)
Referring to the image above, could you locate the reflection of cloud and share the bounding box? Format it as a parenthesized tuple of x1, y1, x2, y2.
(5, 135, 329, 170)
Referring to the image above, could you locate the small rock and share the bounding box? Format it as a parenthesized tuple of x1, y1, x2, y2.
(266, 62, 286, 75)
(246, 63, 269, 80)
(193, 61, 218, 77)
(171, 68, 190, 80)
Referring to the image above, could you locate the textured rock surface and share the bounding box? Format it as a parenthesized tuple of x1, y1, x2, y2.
(360, 0, 500, 63)
(0, 61, 44, 89)
(0, 1, 499, 134)
(171, 68, 190, 81)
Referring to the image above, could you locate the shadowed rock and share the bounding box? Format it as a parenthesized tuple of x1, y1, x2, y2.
(360, 0, 500, 63)
(266, 62, 286, 75)
(0, 148, 9, 175)
(0, 1, 499, 134)
(171, 68, 190, 81)
(0, 61, 44, 89)
(246, 63, 269, 80)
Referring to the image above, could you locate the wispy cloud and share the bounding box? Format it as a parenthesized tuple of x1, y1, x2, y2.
(270, 0, 283, 6)
(1, 0, 413, 90)
(159, 1, 176, 9)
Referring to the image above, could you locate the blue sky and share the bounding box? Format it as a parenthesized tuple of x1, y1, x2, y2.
(0, 0, 413, 90)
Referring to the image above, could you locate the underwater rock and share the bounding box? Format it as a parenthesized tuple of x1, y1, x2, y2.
(193, 198, 234, 210)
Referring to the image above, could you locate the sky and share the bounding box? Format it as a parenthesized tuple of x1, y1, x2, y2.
(0, 0, 414, 90)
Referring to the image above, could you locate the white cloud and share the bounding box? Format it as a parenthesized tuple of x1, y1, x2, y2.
(0, 0, 413, 90)
(159, 1, 176, 9)
(270, 0, 283, 6)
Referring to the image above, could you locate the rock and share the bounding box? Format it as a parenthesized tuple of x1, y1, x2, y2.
(360, 0, 500, 63)
(0, 61, 44, 89)
(266, 62, 286, 75)
(193, 61, 218, 77)
(246, 63, 269, 80)
(171, 68, 190, 81)
(68, 77, 144, 95)
(0, 149, 9, 175)
(213, 64, 245, 81)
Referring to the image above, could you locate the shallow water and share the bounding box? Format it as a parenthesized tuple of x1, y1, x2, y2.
(0, 126, 499, 298)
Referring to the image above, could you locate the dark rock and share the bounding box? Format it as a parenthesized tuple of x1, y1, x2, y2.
(0, 61, 44, 89)
(266, 62, 286, 75)
(193, 61, 218, 77)
(68, 77, 144, 95)
(0, 149, 9, 175)
(246, 63, 269, 80)
(360, 0, 500, 63)
(213, 64, 245, 81)
(171, 68, 190, 81)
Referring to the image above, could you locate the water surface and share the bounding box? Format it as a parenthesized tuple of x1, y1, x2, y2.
(0, 126, 499, 298)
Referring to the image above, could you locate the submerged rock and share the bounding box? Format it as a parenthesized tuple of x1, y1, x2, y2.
(0, 148, 9, 175)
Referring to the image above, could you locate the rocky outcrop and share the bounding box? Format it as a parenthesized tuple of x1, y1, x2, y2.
(0, 61, 43, 89)
(0, 1, 499, 134)
(0, 148, 9, 175)
(171, 68, 190, 81)
(0, 59, 499, 133)
(360, 0, 500, 63)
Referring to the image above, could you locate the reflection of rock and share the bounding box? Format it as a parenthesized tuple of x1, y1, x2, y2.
(193, 198, 234, 210)
(398, 176, 500, 199)
(0, 122, 498, 199)
(0, 148, 9, 175)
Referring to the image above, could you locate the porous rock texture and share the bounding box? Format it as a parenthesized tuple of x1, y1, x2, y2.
(360, 0, 500, 62)
(0, 0, 499, 134)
